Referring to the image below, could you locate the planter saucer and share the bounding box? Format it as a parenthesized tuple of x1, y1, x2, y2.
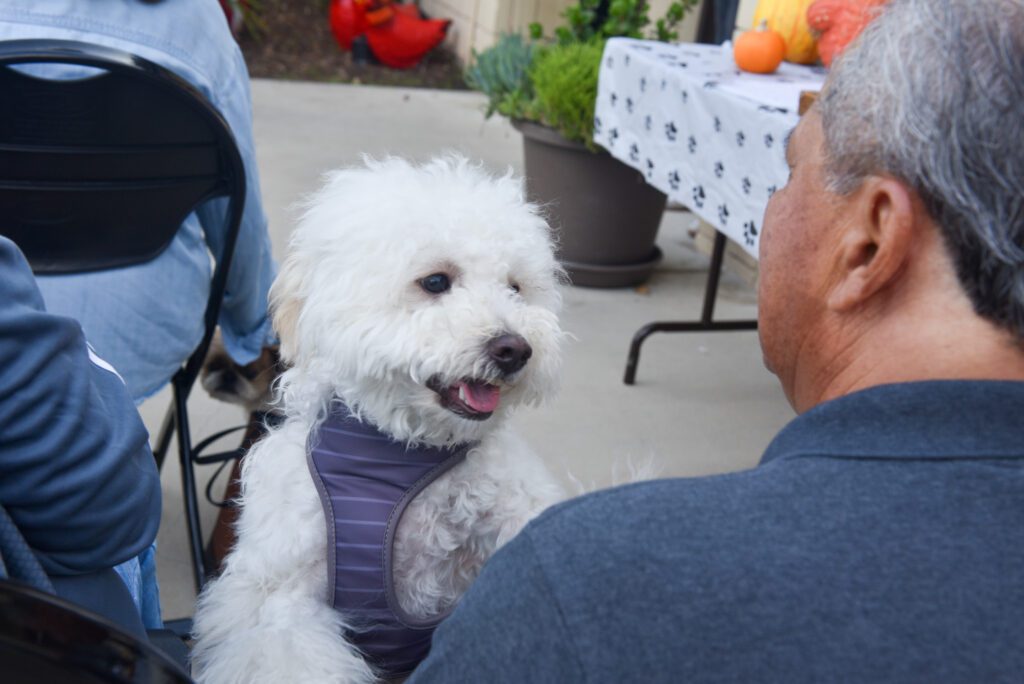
(561, 247, 663, 288)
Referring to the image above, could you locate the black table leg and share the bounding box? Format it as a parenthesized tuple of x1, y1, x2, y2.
(623, 230, 758, 385)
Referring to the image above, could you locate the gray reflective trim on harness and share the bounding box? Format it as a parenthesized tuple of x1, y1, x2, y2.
(306, 402, 472, 676)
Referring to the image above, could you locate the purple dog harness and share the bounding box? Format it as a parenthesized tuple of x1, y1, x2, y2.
(306, 403, 472, 676)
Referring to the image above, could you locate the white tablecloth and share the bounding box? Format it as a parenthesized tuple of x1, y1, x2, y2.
(594, 39, 826, 258)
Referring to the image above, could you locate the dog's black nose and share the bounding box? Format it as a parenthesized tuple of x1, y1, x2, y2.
(487, 333, 532, 375)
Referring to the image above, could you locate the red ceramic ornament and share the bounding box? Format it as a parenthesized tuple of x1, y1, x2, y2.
(365, 5, 450, 70)
(329, 0, 366, 51)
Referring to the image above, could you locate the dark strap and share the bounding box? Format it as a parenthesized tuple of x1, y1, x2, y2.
(194, 410, 284, 508)
(0, 503, 55, 594)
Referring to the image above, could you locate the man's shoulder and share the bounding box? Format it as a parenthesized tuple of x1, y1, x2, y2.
(517, 464, 808, 591)
(528, 463, 794, 545)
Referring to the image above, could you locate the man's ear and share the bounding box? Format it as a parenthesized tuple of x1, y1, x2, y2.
(827, 177, 917, 312)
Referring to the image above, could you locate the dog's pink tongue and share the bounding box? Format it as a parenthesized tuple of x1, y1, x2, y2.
(460, 381, 500, 413)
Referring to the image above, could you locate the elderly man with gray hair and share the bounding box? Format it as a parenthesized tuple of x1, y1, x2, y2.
(408, 1, 1024, 681)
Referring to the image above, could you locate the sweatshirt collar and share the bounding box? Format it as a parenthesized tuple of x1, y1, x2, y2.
(760, 380, 1024, 465)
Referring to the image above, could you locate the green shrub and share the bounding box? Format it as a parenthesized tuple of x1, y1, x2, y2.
(465, 1, 698, 148)
(530, 41, 604, 147)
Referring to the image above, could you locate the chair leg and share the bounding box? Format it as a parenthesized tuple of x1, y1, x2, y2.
(153, 405, 175, 470)
(173, 382, 208, 593)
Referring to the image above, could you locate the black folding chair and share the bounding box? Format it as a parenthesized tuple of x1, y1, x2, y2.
(0, 39, 246, 595)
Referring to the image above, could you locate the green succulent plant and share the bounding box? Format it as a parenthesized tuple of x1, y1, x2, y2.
(464, 33, 536, 119)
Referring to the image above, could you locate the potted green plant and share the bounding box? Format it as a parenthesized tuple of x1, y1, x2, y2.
(466, 0, 698, 287)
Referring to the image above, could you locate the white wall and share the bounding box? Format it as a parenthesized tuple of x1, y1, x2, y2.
(736, 0, 760, 34)
(422, 0, 707, 65)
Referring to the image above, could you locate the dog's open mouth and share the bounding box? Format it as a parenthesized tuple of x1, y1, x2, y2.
(427, 376, 501, 420)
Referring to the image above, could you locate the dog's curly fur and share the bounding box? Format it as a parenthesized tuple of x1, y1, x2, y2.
(191, 157, 566, 683)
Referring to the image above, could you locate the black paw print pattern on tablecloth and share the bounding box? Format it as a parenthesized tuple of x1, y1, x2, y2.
(668, 170, 680, 190)
(629, 143, 640, 162)
(681, 90, 689, 103)
(626, 97, 634, 114)
(606, 56, 614, 68)
(644, 115, 652, 132)
(608, 127, 619, 147)
(594, 116, 602, 136)
(646, 158, 655, 179)
(660, 78, 667, 91)
(692, 185, 705, 208)
(718, 204, 730, 226)
(687, 136, 697, 154)
(625, 54, 631, 67)
(665, 122, 677, 141)
(736, 131, 745, 147)
(610, 92, 617, 107)
(743, 220, 758, 247)
(640, 77, 647, 92)
(764, 132, 774, 148)
(758, 105, 789, 114)
(767, 184, 778, 198)
(714, 161, 725, 178)
(741, 177, 752, 194)
(713, 116, 722, 132)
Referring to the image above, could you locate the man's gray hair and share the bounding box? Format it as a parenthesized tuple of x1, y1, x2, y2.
(819, 0, 1024, 340)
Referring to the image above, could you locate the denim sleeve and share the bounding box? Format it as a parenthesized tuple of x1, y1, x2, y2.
(408, 531, 584, 683)
(0, 237, 161, 576)
(195, 45, 277, 365)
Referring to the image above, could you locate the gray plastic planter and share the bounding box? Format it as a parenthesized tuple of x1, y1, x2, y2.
(514, 119, 667, 288)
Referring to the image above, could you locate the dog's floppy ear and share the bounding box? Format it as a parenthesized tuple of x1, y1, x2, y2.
(269, 254, 306, 364)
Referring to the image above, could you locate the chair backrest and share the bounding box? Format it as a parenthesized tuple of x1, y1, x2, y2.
(0, 38, 244, 272)
(0, 38, 246, 390)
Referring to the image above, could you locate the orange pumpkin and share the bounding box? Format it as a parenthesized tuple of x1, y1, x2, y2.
(753, 0, 820, 64)
(807, 0, 888, 67)
(734, 22, 787, 74)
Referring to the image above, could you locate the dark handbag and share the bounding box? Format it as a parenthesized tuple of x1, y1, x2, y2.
(0, 503, 192, 683)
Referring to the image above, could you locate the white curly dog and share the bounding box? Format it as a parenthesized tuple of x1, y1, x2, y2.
(191, 156, 566, 683)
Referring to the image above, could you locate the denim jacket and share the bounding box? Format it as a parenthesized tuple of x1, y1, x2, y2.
(0, 0, 277, 402)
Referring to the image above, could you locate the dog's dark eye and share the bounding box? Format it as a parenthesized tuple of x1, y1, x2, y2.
(509, 282, 521, 294)
(420, 273, 451, 294)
